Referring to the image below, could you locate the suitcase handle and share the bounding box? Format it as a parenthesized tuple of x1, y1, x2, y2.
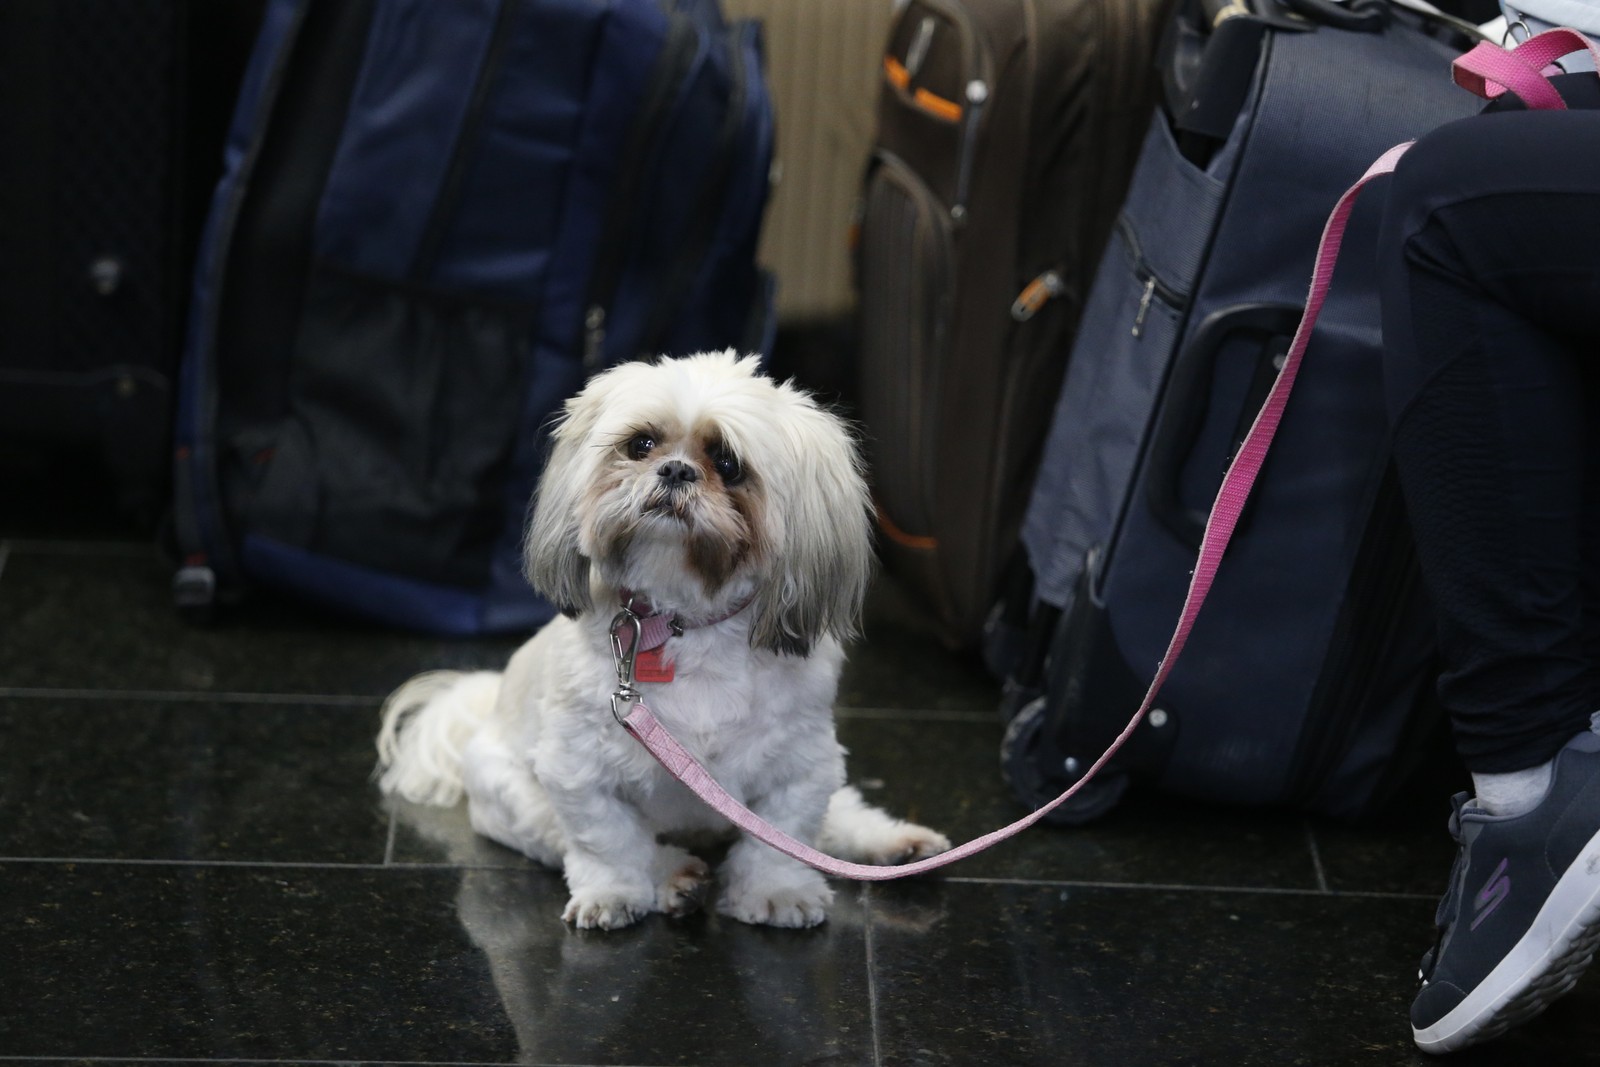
(1145, 303, 1304, 550)
(1160, 2, 1307, 164)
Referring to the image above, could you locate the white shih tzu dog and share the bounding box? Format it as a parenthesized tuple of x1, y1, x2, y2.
(376, 351, 950, 930)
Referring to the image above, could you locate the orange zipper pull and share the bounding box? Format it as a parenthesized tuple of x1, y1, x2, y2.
(1011, 269, 1065, 322)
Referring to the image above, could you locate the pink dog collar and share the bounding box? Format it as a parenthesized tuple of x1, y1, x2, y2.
(608, 592, 754, 714)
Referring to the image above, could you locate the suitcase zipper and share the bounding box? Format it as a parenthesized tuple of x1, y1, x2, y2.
(1010, 268, 1065, 322)
(582, 10, 700, 370)
(1117, 217, 1187, 337)
(906, 14, 937, 76)
(1132, 279, 1157, 337)
(951, 77, 989, 225)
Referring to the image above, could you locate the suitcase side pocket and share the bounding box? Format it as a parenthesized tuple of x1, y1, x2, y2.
(857, 152, 955, 552)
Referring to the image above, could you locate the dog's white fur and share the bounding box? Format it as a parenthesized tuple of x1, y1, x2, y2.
(376, 351, 949, 929)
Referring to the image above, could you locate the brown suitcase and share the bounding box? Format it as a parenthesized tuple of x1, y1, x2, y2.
(856, 0, 1176, 648)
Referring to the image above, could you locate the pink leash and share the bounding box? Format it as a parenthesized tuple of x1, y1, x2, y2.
(613, 30, 1593, 882)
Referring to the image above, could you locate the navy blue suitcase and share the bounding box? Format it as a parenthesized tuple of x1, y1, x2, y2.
(171, 0, 775, 634)
(998, 1, 1483, 821)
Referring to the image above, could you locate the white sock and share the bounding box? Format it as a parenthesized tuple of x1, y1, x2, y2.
(1471, 761, 1554, 817)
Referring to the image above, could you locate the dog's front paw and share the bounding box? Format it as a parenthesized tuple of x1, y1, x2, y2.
(868, 823, 952, 866)
(819, 788, 953, 867)
(718, 880, 833, 928)
(655, 852, 711, 918)
(562, 889, 651, 930)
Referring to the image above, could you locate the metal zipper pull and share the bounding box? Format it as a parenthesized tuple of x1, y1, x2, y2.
(1131, 278, 1156, 338)
(1011, 269, 1065, 322)
(950, 79, 988, 224)
(906, 16, 936, 79)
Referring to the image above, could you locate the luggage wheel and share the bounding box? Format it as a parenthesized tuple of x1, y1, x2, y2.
(1000, 696, 1129, 826)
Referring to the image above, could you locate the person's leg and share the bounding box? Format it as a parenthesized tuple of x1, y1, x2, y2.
(1379, 104, 1600, 1054)
(1383, 106, 1600, 779)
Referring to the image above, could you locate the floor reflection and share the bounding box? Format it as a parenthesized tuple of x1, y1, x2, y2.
(388, 795, 915, 1065)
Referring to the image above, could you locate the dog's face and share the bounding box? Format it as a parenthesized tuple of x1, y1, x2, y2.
(585, 409, 766, 603)
(525, 351, 873, 655)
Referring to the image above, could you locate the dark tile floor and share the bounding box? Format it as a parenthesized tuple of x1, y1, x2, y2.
(5, 459, 1600, 1066)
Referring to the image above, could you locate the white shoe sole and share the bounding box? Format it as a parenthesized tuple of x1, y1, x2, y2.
(1414, 824, 1600, 1054)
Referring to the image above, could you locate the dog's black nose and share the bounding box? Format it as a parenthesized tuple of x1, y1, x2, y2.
(658, 460, 698, 485)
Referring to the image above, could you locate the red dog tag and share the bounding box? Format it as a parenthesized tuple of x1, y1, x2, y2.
(634, 646, 676, 683)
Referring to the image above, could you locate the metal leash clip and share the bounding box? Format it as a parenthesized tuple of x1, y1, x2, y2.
(609, 606, 644, 724)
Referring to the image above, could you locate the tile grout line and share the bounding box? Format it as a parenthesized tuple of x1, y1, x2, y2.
(0, 1058, 628, 1066)
(0, 538, 156, 556)
(0, 687, 380, 706)
(941, 875, 1436, 902)
(863, 882, 884, 1067)
(0, 856, 534, 872)
(1305, 820, 1331, 893)
(0, 856, 1438, 900)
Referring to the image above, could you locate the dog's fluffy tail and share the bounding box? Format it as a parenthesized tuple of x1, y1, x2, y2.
(375, 670, 502, 807)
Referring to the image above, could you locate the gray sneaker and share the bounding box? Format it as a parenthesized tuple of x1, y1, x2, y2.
(1412, 727, 1600, 1053)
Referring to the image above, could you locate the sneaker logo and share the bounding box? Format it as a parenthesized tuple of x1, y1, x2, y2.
(1470, 858, 1511, 931)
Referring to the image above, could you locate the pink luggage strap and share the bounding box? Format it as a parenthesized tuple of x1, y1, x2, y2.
(1452, 26, 1599, 109)
(613, 29, 1594, 882)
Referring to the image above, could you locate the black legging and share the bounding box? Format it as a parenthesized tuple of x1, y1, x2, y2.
(1380, 75, 1600, 774)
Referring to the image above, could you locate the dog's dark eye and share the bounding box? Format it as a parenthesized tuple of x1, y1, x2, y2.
(626, 433, 655, 461)
(711, 447, 744, 486)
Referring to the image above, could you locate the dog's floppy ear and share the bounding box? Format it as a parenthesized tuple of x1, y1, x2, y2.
(748, 404, 874, 657)
(523, 397, 597, 616)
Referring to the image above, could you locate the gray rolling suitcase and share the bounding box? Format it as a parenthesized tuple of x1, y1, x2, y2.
(1000, 0, 1483, 821)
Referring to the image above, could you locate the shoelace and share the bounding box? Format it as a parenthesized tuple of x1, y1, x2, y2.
(1421, 791, 1475, 984)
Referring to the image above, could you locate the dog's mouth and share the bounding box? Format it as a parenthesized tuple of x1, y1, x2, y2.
(641, 487, 696, 522)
